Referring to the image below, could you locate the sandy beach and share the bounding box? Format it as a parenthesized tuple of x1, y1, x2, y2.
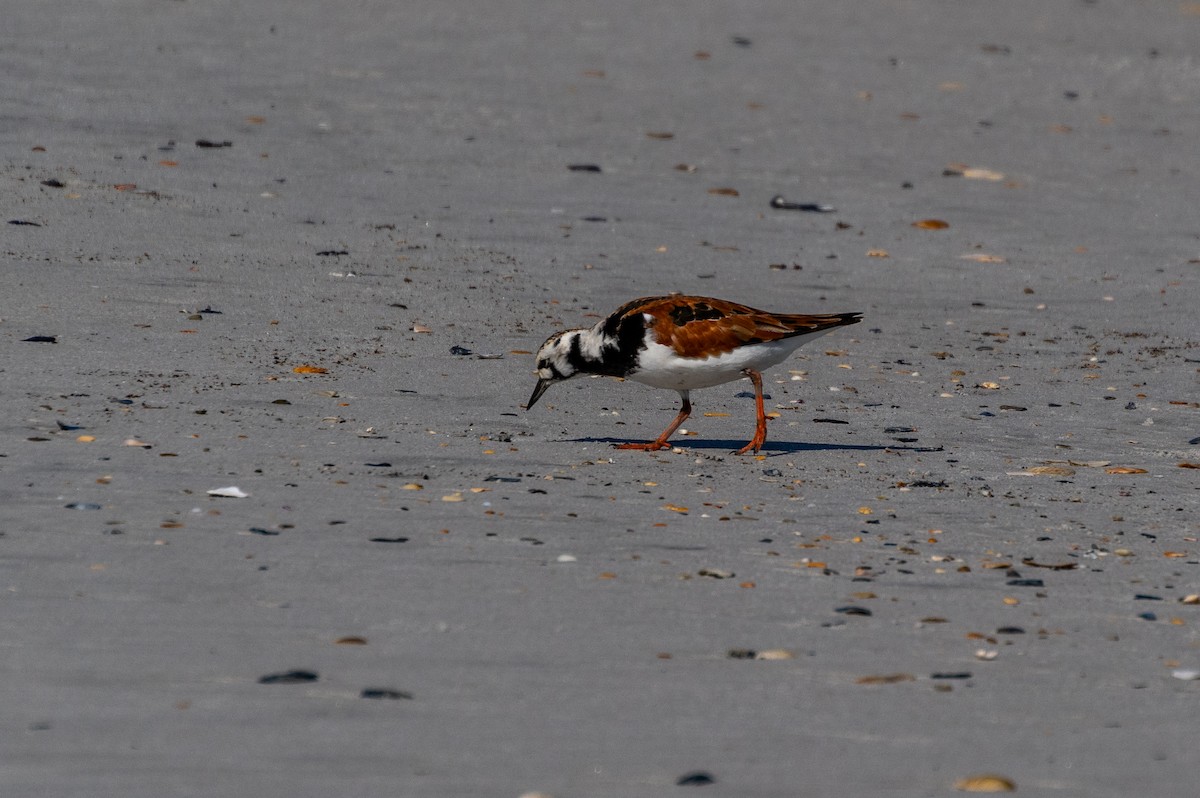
(3, 2, 1199, 795)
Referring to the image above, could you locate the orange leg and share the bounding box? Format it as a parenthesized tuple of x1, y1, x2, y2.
(616, 392, 691, 451)
(735, 369, 768, 455)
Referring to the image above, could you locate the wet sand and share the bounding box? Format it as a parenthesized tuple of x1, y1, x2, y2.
(3, 2, 1199, 796)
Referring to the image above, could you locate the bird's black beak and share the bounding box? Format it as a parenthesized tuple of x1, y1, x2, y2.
(524, 378, 552, 410)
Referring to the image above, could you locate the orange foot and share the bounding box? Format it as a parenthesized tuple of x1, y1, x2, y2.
(613, 399, 691, 453)
(734, 434, 766, 455)
(614, 440, 671, 451)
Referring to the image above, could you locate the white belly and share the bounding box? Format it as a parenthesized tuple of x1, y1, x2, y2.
(628, 329, 834, 391)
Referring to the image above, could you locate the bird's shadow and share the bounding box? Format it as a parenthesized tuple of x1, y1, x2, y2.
(567, 437, 943, 456)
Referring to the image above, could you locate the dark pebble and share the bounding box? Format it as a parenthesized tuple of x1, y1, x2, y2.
(249, 527, 280, 536)
(930, 672, 972, 680)
(360, 688, 413, 700)
(769, 195, 834, 212)
(1134, 594, 1163, 601)
(884, 427, 915, 433)
(23, 335, 57, 343)
(1006, 579, 1044, 587)
(1138, 612, 1158, 622)
(581, 216, 607, 222)
(8, 219, 42, 226)
(41, 179, 66, 188)
(365, 462, 392, 467)
(64, 502, 102, 511)
(762, 468, 783, 477)
(835, 606, 872, 616)
(568, 164, 602, 172)
(258, 670, 319, 685)
(676, 771, 716, 786)
(908, 480, 946, 488)
(727, 649, 757, 659)
(316, 250, 349, 256)
(195, 139, 233, 148)
(450, 345, 473, 356)
(813, 418, 849, 424)
(995, 626, 1025, 634)
(369, 537, 409, 543)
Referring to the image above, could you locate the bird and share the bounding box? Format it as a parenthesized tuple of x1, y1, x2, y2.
(525, 295, 862, 454)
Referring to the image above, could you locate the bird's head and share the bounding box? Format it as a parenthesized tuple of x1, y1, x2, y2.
(525, 330, 582, 410)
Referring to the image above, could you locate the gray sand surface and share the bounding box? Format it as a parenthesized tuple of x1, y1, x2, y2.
(3, 2, 1199, 796)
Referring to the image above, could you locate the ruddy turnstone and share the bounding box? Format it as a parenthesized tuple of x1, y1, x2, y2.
(525, 295, 862, 454)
